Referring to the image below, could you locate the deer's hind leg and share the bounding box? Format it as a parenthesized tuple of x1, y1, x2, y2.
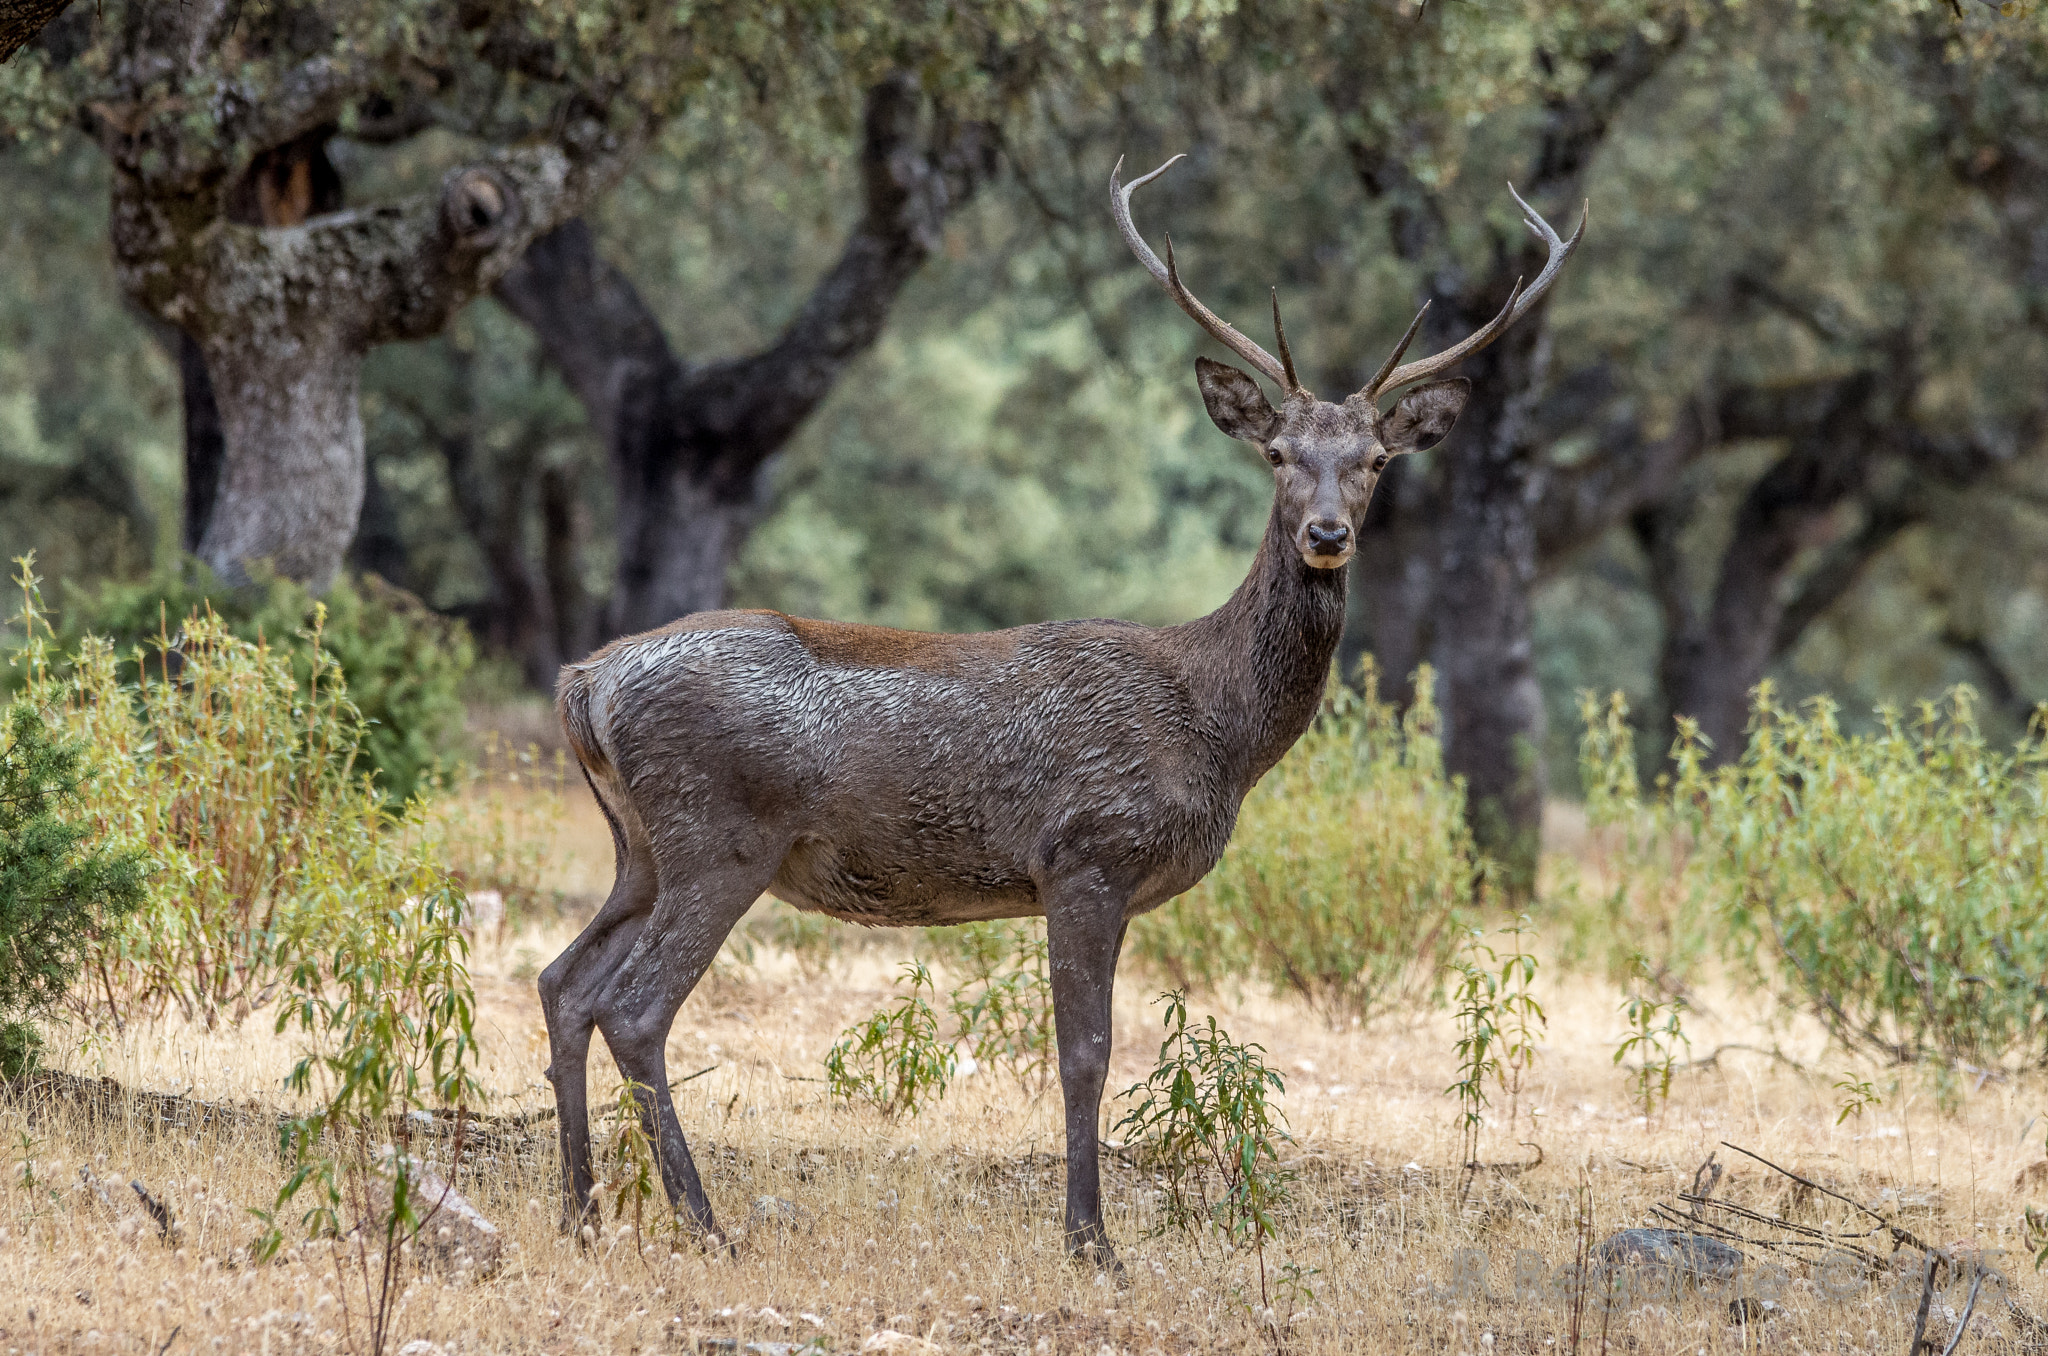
(592, 825, 789, 1245)
(539, 779, 658, 1233)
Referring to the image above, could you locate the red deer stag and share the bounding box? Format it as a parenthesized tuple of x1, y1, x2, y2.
(542, 154, 1584, 1264)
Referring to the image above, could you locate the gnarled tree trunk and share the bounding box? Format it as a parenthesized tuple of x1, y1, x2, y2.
(0, 0, 69, 63)
(84, 0, 669, 593)
(496, 73, 994, 640)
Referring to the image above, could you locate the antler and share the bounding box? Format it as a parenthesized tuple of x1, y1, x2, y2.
(1357, 183, 1588, 405)
(1112, 154, 1301, 395)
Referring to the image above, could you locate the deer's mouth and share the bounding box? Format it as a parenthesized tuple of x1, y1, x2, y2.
(1298, 545, 1354, 570)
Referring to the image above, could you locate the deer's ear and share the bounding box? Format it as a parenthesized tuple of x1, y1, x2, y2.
(1381, 378, 1470, 454)
(1195, 357, 1282, 445)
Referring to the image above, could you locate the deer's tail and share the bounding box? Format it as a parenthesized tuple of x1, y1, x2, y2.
(556, 662, 634, 868)
(555, 663, 613, 782)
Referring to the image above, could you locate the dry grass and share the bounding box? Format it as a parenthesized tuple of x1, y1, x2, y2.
(5, 786, 2048, 1356)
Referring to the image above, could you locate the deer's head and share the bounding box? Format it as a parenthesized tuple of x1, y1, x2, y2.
(1113, 155, 1586, 570)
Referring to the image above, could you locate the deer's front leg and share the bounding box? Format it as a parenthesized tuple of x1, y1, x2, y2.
(1043, 873, 1131, 1269)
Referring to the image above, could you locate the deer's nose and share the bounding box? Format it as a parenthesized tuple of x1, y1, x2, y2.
(1305, 521, 1350, 553)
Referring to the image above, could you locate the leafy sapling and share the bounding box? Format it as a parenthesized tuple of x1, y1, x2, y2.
(1615, 957, 1690, 1120)
(1833, 1074, 1883, 1126)
(1115, 992, 1294, 1251)
(1445, 917, 1546, 1173)
(824, 960, 952, 1116)
(602, 1078, 665, 1260)
(1446, 927, 1502, 1173)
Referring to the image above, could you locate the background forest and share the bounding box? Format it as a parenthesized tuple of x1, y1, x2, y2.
(3, 0, 2048, 877)
(9, 7, 2048, 1355)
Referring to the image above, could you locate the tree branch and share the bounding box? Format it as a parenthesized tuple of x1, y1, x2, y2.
(1533, 393, 1710, 567)
(0, 0, 72, 64)
(675, 73, 996, 465)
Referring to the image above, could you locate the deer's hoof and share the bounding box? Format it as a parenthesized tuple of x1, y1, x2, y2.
(561, 1201, 601, 1244)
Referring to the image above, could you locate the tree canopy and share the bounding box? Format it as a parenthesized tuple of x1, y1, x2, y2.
(4, 0, 2047, 876)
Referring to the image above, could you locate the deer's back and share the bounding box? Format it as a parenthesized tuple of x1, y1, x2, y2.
(563, 609, 1241, 924)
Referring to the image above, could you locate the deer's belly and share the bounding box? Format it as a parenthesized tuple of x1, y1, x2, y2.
(769, 837, 1041, 927)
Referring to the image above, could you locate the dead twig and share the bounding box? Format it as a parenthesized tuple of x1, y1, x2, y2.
(1688, 1151, 1722, 1218)
(1721, 1142, 1950, 1262)
(1906, 1254, 1939, 1356)
(1938, 1262, 1987, 1356)
(1679, 1043, 1808, 1074)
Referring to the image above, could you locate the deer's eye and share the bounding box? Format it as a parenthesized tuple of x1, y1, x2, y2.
(1263, 443, 1286, 467)
(1372, 452, 1390, 473)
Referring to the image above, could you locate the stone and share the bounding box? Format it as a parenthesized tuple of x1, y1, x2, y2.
(748, 1196, 811, 1232)
(362, 1152, 501, 1278)
(1594, 1228, 1744, 1289)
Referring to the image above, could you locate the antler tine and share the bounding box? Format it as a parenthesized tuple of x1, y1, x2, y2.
(1112, 154, 1294, 393)
(1356, 301, 1431, 406)
(1504, 182, 1589, 326)
(1270, 289, 1299, 393)
(1359, 185, 1588, 403)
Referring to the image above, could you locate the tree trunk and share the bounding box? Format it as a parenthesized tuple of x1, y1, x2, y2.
(178, 330, 225, 553)
(428, 343, 565, 688)
(1341, 457, 1436, 701)
(1326, 18, 1688, 884)
(540, 463, 595, 666)
(1641, 369, 2010, 762)
(193, 333, 366, 591)
(105, 86, 655, 594)
(496, 73, 994, 640)
(1428, 333, 1550, 890)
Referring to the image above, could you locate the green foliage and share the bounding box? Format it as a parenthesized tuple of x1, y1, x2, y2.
(1588, 683, 2048, 1072)
(600, 1079, 665, 1256)
(824, 961, 953, 1117)
(1614, 958, 1690, 1120)
(1567, 689, 1716, 987)
(1833, 1073, 1883, 1126)
(50, 562, 473, 804)
(1134, 663, 1471, 1026)
(0, 698, 147, 1055)
(10, 556, 489, 1031)
(259, 875, 482, 1356)
(0, 1022, 42, 1081)
(0, 142, 176, 590)
(924, 920, 1056, 1086)
(1114, 991, 1292, 1252)
(1444, 917, 1548, 1168)
(1702, 686, 2048, 1071)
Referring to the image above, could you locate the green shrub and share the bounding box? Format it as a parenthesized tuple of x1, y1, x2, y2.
(1614, 955, 1689, 1119)
(1444, 917, 1546, 1169)
(1114, 991, 1293, 1254)
(924, 919, 1055, 1086)
(1565, 690, 1718, 988)
(259, 871, 483, 1350)
(45, 560, 472, 803)
(9, 555, 479, 1028)
(824, 960, 953, 1116)
(1584, 682, 2048, 1073)
(1131, 662, 1471, 1026)
(0, 701, 147, 1072)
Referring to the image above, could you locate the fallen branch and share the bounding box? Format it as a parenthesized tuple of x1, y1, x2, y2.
(3, 1069, 555, 1176)
(1678, 1043, 1809, 1074)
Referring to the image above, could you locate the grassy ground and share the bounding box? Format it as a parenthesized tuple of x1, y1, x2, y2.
(4, 785, 2047, 1355)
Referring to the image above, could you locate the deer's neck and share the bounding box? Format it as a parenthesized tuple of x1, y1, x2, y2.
(1176, 507, 1348, 789)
